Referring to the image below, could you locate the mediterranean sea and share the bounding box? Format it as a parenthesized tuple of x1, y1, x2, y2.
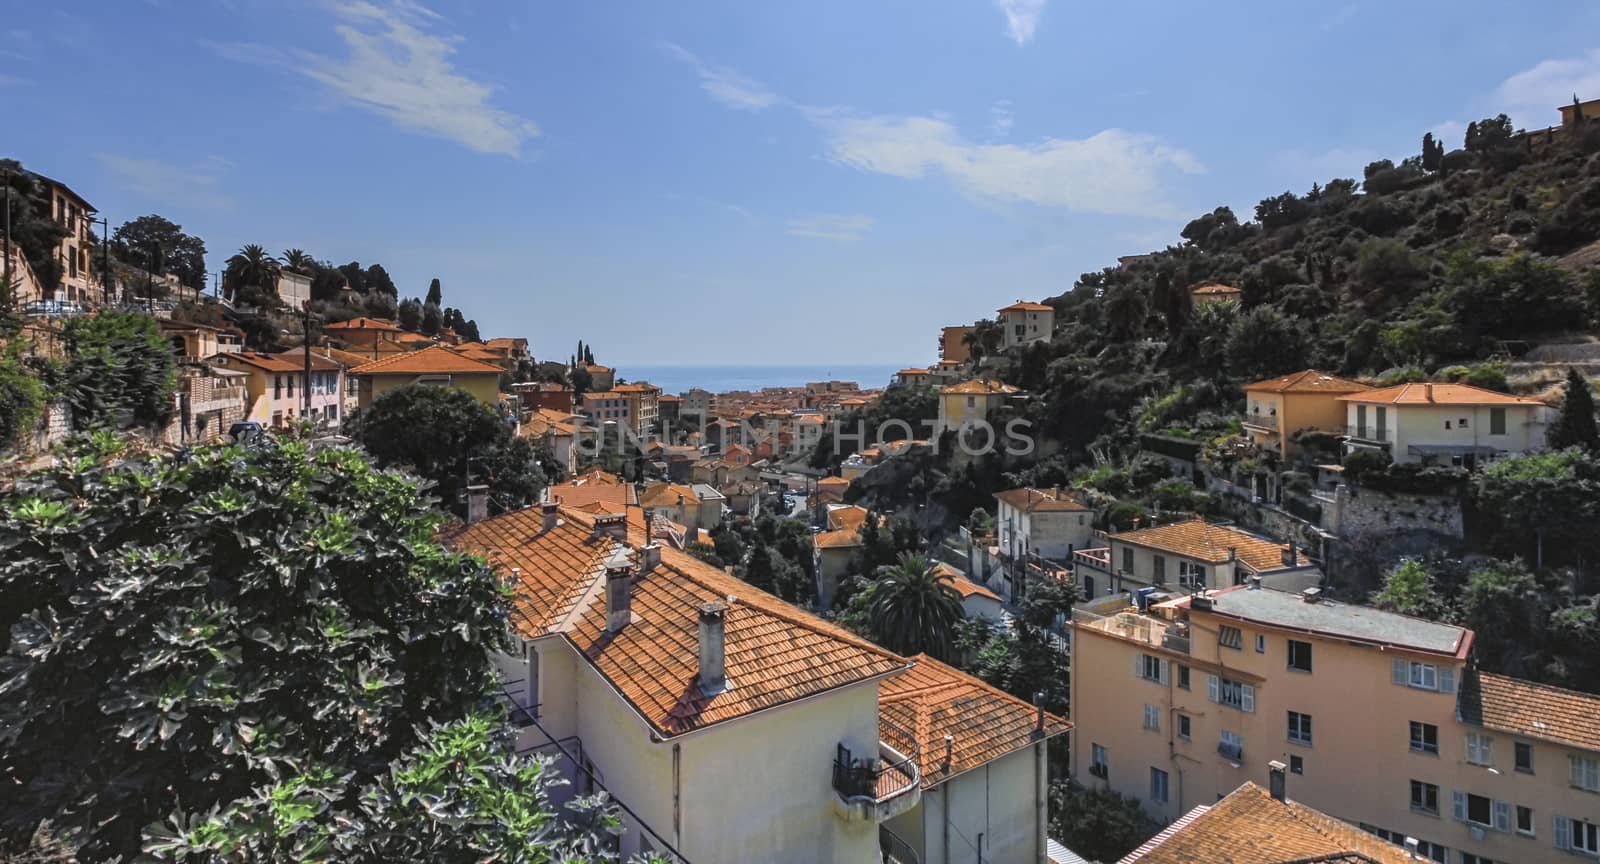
(620, 364, 903, 395)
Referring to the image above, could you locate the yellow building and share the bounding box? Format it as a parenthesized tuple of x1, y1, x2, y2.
(937, 379, 1021, 433)
(322, 317, 405, 358)
(207, 350, 346, 428)
(1071, 584, 1600, 864)
(349, 345, 503, 409)
(1070, 518, 1319, 602)
(1242, 369, 1371, 456)
(939, 326, 974, 364)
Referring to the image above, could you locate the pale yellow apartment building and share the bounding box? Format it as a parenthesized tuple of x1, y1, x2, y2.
(1071, 583, 1600, 864)
(446, 502, 1068, 864)
(937, 379, 1021, 433)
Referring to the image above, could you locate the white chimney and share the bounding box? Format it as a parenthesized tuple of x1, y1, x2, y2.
(697, 601, 728, 694)
(641, 543, 662, 572)
(605, 552, 633, 633)
(593, 512, 628, 540)
(1268, 760, 1287, 802)
(466, 484, 489, 524)
(541, 501, 560, 532)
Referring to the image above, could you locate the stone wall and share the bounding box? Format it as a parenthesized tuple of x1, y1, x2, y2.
(1328, 483, 1464, 540)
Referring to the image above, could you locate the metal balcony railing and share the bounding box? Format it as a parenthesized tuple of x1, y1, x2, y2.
(1345, 425, 1391, 443)
(1243, 412, 1279, 431)
(833, 717, 921, 806)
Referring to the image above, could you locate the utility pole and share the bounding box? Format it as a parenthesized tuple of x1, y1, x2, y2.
(302, 300, 313, 421)
(145, 241, 157, 315)
(94, 217, 109, 307)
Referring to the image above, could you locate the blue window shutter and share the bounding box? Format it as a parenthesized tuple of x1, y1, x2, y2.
(1391, 659, 1407, 685)
(1555, 815, 1572, 850)
(1439, 667, 1457, 694)
(1493, 800, 1510, 832)
(1452, 790, 1467, 822)
(1208, 674, 1219, 703)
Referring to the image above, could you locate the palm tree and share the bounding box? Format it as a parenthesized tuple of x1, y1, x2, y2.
(281, 248, 314, 275)
(223, 244, 282, 309)
(869, 552, 964, 660)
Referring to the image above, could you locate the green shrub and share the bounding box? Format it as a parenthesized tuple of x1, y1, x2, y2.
(0, 339, 46, 447)
(60, 312, 176, 431)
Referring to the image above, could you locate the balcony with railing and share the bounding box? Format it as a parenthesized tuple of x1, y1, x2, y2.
(880, 825, 920, 864)
(1344, 424, 1392, 444)
(1072, 546, 1111, 575)
(1242, 411, 1279, 432)
(1071, 607, 1190, 655)
(831, 718, 921, 823)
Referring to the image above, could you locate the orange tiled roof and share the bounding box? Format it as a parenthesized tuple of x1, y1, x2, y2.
(323, 316, 402, 331)
(1120, 782, 1414, 863)
(585, 363, 613, 373)
(897, 368, 932, 376)
(827, 505, 872, 531)
(941, 379, 1020, 395)
(445, 506, 909, 737)
(994, 486, 1090, 513)
(216, 351, 342, 373)
(658, 394, 681, 402)
(814, 528, 865, 549)
(998, 301, 1053, 312)
(1190, 282, 1243, 296)
(350, 345, 504, 376)
(880, 654, 1067, 789)
(640, 482, 701, 508)
(1244, 369, 1371, 395)
(614, 382, 660, 393)
(1337, 382, 1547, 406)
(1111, 519, 1292, 572)
(931, 563, 1001, 602)
(546, 471, 638, 510)
(1472, 672, 1600, 753)
(817, 476, 850, 487)
(484, 337, 525, 349)
(282, 345, 373, 369)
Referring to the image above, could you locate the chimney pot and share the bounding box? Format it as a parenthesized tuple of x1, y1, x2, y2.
(605, 552, 633, 633)
(1034, 690, 1047, 731)
(697, 600, 728, 694)
(541, 501, 560, 532)
(593, 512, 628, 539)
(641, 543, 662, 571)
(466, 484, 490, 524)
(1268, 760, 1287, 802)
(943, 734, 954, 769)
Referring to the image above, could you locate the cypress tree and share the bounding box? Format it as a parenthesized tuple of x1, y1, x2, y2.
(1549, 368, 1600, 452)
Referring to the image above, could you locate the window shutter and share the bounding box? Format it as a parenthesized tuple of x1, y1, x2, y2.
(1208, 674, 1219, 703)
(1493, 800, 1510, 832)
(1555, 815, 1572, 850)
(1391, 659, 1407, 685)
(1135, 653, 1143, 678)
(1241, 684, 1255, 713)
(1439, 666, 1457, 694)
(1452, 790, 1466, 822)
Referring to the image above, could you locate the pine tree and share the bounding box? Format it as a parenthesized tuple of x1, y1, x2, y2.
(426, 277, 442, 307)
(1421, 132, 1442, 171)
(1549, 368, 1600, 452)
(1574, 94, 1586, 126)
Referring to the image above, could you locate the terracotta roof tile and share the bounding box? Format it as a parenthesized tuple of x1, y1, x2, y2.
(880, 654, 1068, 788)
(994, 486, 1090, 513)
(323, 316, 402, 331)
(930, 565, 1001, 602)
(1244, 369, 1371, 395)
(546, 471, 638, 510)
(215, 351, 342, 373)
(1470, 672, 1600, 753)
(1120, 783, 1414, 863)
(941, 379, 1021, 395)
(1337, 382, 1547, 406)
(445, 507, 908, 737)
(1190, 282, 1243, 296)
(998, 301, 1054, 312)
(1112, 519, 1292, 572)
(640, 482, 702, 508)
(350, 345, 504, 376)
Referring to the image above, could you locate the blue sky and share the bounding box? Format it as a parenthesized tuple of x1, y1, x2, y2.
(4, 1, 1599, 365)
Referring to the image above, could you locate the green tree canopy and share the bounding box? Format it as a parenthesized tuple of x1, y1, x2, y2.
(0, 439, 515, 860)
(346, 384, 546, 518)
(61, 311, 176, 431)
(1548, 368, 1600, 452)
(426, 277, 443, 307)
(867, 552, 964, 661)
(222, 243, 282, 309)
(111, 214, 209, 293)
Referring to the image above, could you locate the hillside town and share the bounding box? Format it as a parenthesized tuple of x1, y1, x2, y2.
(10, 13, 1600, 863)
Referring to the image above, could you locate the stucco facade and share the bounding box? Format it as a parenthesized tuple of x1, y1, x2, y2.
(886, 743, 1048, 864)
(997, 302, 1054, 349)
(1342, 397, 1549, 466)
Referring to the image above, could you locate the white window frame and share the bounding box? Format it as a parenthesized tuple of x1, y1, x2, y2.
(1177, 560, 1206, 588)
(1142, 704, 1160, 732)
(1287, 710, 1313, 746)
(1573, 755, 1600, 792)
(1466, 732, 1494, 767)
(1209, 674, 1255, 713)
(1219, 729, 1243, 760)
(1150, 767, 1169, 804)
(1137, 653, 1167, 684)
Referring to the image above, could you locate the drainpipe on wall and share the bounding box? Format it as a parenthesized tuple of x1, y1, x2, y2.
(672, 742, 681, 851)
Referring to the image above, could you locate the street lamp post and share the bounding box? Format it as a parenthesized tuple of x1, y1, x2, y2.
(93, 217, 110, 308)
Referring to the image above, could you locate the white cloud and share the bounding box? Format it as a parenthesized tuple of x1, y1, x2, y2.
(785, 213, 875, 242)
(1493, 48, 1600, 129)
(989, 99, 1014, 139)
(994, 0, 1047, 45)
(660, 42, 778, 111)
(98, 154, 232, 209)
(212, 0, 538, 156)
(811, 110, 1203, 218)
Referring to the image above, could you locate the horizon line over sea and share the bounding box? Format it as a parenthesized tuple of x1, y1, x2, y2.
(616, 364, 904, 395)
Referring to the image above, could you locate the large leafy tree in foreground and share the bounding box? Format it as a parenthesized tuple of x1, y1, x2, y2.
(0, 438, 605, 861)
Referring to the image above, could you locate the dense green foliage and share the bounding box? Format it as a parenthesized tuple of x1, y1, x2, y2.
(0, 160, 70, 294)
(706, 516, 818, 604)
(346, 384, 548, 518)
(60, 311, 176, 431)
(1047, 783, 1160, 864)
(0, 440, 518, 860)
(1548, 367, 1600, 452)
(859, 553, 964, 661)
(0, 338, 46, 447)
(112, 214, 209, 293)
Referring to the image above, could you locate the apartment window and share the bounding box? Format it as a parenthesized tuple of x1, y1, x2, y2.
(1466, 732, 1494, 767)
(1178, 560, 1206, 588)
(1218, 625, 1244, 650)
(966, 396, 975, 408)
(274, 375, 283, 399)
(1121, 547, 1133, 573)
(1514, 741, 1534, 774)
(1560, 817, 1600, 854)
(68, 246, 78, 277)
(1460, 855, 1501, 864)
(1152, 555, 1166, 582)
(1209, 675, 1254, 712)
(1090, 743, 1108, 779)
(1489, 407, 1507, 435)
(1410, 779, 1439, 815)
(1516, 805, 1534, 836)
(1142, 704, 1161, 732)
(1177, 664, 1191, 690)
(1410, 721, 1439, 755)
(1177, 714, 1191, 740)
(1218, 730, 1243, 761)
(1572, 755, 1600, 791)
(1287, 711, 1313, 746)
(1392, 659, 1455, 693)
(1255, 633, 1266, 654)
(1289, 754, 1303, 775)
(1137, 654, 1167, 684)
(1281, 640, 1314, 674)
(1455, 791, 1493, 827)
(1413, 841, 1447, 863)
(287, 377, 295, 398)
(1150, 767, 1169, 804)
(1459, 416, 1469, 428)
